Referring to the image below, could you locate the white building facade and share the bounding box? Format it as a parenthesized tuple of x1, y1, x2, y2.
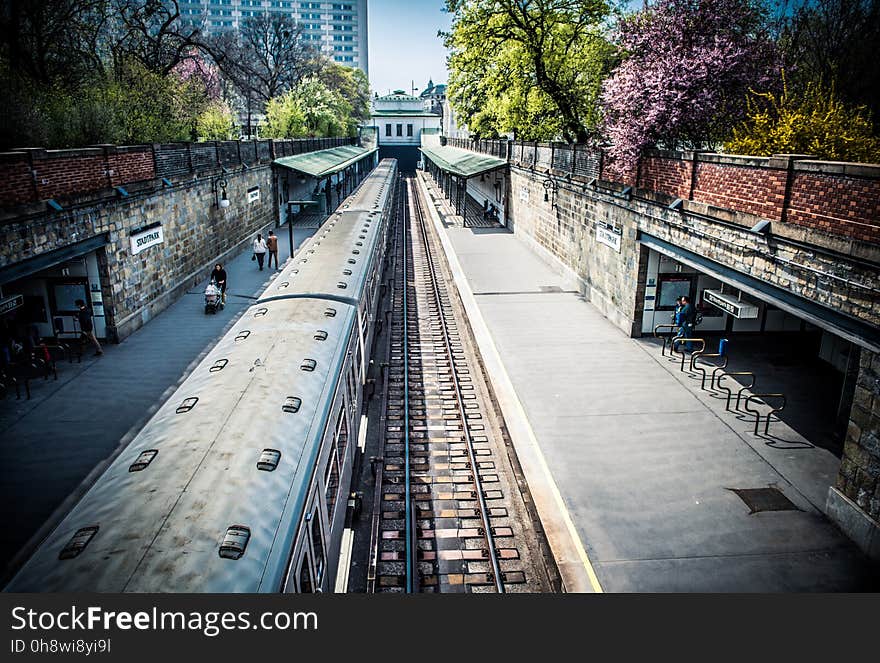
(365, 91, 441, 170)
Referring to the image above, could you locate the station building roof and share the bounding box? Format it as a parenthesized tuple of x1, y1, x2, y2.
(419, 144, 507, 178)
(372, 110, 440, 117)
(273, 145, 377, 178)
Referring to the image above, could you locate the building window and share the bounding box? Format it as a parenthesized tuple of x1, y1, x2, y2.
(406, 124, 413, 137)
(396, 124, 403, 136)
(385, 124, 392, 136)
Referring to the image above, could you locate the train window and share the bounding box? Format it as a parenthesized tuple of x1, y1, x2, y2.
(283, 397, 302, 413)
(298, 553, 314, 593)
(257, 449, 282, 471)
(254, 308, 268, 317)
(58, 526, 99, 560)
(336, 406, 349, 461)
(314, 330, 328, 341)
(219, 526, 250, 560)
(324, 307, 337, 317)
(301, 359, 317, 372)
(325, 442, 340, 519)
(175, 397, 198, 413)
(209, 359, 228, 372)
(129, 449, 158, 472)
(310, 511, 325, 584)
(337, 282, 347, 289)
(235, 330, 251, 341)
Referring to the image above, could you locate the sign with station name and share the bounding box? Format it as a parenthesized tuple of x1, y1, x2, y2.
(130, 226, 164, 255)
(0, 294, 23, 316)
(247, 186, 260, 203)
(703, 289, 759, 319)
(595, 223, 622, 252)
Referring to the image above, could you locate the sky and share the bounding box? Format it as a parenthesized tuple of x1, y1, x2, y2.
(368, 0, 452, 96)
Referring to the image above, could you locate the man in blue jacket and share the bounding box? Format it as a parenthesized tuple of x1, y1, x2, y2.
(679, 295, 696, 351)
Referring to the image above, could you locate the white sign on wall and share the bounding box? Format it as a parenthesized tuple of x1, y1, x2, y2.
(596, 223, 622, 252)
(519, 187, 529, 202)
(130, 226, 164, 255)
(247, 186, 260, 203)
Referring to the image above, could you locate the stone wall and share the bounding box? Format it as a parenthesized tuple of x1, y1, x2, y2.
(0, 165, 276, 341)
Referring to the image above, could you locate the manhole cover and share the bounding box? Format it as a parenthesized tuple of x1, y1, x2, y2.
(728, 487, 799, 514)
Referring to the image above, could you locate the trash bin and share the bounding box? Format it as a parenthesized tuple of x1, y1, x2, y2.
(718, 338, 728, 355)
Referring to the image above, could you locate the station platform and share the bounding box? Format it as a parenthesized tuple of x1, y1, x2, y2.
(0, 223, 316, 575)
(416, 172, 880, 592)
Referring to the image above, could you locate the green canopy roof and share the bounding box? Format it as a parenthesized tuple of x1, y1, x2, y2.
(274, 145, 377, 178)
(419, 145, 507, 178)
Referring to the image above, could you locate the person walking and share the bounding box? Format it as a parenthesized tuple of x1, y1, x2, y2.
(266, 230, 279, 270)
(253, 233, 268, 271)
(210, 263, 227, 305)
(75, 299, 103, 356)
(679, 295, 696, 352)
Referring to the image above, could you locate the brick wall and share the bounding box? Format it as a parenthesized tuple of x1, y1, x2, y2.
(0, 137, 354, 209)
(459, 138, 880, 245)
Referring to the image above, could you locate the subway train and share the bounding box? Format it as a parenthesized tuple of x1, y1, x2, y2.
(5, 159, 399, 593)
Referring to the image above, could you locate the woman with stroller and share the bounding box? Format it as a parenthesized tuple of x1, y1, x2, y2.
(210, 263, 227, 306)
(253, 234, 268, 271)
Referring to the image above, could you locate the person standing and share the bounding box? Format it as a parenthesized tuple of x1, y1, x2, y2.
(75, 299, 103, 356)
(253, 233, 268, 271)
(266, 230, 279, 270)
(210, 263, 227, 305)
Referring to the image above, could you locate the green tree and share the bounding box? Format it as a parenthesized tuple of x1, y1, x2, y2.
(261, 77, 359, 139)
(725, 77, 880, 163)
(444, 0, 616, 142)
(262, 90, 308, 138)
(197, 101, 236, 140)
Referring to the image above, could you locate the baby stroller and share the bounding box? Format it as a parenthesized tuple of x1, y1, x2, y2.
(204, 280, 223, 314)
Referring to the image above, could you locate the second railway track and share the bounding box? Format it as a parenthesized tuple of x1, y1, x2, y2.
(366, 174, 554, 593)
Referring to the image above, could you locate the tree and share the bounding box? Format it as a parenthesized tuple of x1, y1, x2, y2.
(444, 0, 617, 142)
(601, 0, 781, 173)
(197, 101, 236, 140)
(725, 76, 880, 163)
(776, 0, 880, 128)
(261, 78, 357, 139)
(206, 13, 319, 131)
(315, 61, 371, 127)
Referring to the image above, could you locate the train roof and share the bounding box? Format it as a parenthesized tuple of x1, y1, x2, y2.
(6, 297, 356, 592)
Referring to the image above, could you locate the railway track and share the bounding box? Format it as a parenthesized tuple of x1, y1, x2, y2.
(366, 174, 540, 593)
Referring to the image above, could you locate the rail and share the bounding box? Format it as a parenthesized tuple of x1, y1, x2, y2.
(744, 394, 787, 436)
(671, 338, 706, 371)
(690, 352, 729, 391)
(410, 177, 506, 593)
(716, 372, 757, 412)
(653, 324, 680, 357)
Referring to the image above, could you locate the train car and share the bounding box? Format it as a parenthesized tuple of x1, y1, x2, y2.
(5, 159, 398, 593)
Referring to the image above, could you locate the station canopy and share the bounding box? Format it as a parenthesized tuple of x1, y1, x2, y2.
(420, 145, 507, 179)
(274, 145, 377, 179)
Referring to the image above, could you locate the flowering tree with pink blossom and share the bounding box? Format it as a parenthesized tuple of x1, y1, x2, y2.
(601, 0, 781, 174)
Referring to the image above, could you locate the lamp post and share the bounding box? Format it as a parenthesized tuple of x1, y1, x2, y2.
(213, 176, 230, 208)
(542, 177, 557, 209)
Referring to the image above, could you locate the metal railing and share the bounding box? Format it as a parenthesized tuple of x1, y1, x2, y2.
(716, 372, 757, 412)
(653, 324, 680, 357)
(671, 338, 706, 371)
(690, 352, 729, 391)
(744, 394, 787, 436)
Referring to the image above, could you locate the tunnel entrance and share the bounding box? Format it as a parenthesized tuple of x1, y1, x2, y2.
(639, 246, 862, 457)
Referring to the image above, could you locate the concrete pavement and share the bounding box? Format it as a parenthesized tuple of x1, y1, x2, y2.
(0, 223, 316, 575)
(417, 172, 879, 592)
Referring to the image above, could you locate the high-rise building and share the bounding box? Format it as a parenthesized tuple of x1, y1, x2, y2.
(177, 0, 368, 76)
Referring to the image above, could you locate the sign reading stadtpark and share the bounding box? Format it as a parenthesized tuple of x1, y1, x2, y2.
(0, 294, 24, 316)
(595, 222, 622, 252)
(130, 226, 164, 255)
(702, 288, 759, 319)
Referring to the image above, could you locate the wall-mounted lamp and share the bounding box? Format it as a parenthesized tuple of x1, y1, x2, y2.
(213, 176, 230, 209)
(542, 177, 558, 208)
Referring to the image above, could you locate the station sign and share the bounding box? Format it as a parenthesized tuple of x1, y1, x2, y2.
(0, 294, 23, 316)
(703, 289, 759, 319)
(130, 225, 164, 255)
(595, 222, 622, 252)
(247, 186, 260, 203)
